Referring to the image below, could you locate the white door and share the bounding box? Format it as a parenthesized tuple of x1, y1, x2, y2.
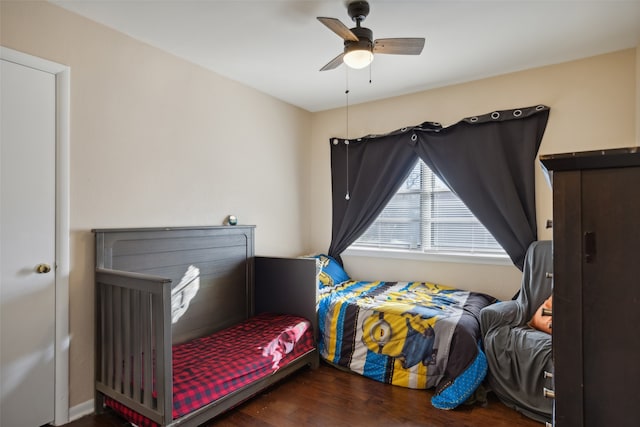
(1, 58, 56, 426)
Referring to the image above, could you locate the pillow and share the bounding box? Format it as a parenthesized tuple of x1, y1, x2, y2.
(314, 254, 350, 287)
(529, 295, 552, 334)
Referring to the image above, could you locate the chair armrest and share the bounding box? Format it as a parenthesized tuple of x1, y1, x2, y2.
(480, 300, 522, 336)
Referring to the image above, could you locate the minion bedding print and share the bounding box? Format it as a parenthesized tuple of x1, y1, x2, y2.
(314, 254, 496, 409)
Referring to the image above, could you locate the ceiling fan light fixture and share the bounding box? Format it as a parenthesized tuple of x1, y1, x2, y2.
(343, 47, 373, 69)
(317, 1, 425, 72)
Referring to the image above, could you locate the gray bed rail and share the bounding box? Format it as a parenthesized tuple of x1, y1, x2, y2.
(95, 268, 173, 425)
(255, 256, 318, 340)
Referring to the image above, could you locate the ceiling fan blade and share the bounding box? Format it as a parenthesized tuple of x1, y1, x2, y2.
(317, 17, 359, 41)
(373, 38, 425, 55)
(320, 52, 345, 71)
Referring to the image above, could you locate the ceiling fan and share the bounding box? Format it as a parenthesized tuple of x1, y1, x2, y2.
(317, 0, 425, 71)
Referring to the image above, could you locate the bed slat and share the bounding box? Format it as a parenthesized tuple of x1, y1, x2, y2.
(95, 268, 172, 424)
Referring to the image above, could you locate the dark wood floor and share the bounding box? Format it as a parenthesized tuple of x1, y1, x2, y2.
(65, 363, 542, 427)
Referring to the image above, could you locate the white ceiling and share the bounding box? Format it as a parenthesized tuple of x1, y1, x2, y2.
(52, 0, 640, 112)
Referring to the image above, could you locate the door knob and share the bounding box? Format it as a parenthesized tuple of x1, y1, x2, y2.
(36, 263, 52, 274)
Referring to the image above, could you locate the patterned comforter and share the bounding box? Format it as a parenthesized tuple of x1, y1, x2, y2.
(317, 279, 495, 408)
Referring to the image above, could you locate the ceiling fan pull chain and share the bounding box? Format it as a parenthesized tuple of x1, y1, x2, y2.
(345, 65, 352, 140)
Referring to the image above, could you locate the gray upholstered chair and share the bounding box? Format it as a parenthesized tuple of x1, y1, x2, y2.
(480, 240, 554, 423)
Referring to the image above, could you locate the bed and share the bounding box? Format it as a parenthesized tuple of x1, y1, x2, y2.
(260, 253, 497, 409)
(92, 226, 319, 427)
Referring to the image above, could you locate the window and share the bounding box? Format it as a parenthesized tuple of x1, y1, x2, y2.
(351, 160, 506, 257)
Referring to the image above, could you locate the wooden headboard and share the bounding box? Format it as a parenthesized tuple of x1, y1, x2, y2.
(94, 225, 255, 344)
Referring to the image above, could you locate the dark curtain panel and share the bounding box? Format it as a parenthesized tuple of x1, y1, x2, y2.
(327, 106, 550, 270)
(327, 126, 428, 262)
(411, 106, 550, 269)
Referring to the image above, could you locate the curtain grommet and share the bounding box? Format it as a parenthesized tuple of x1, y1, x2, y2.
(536, 105, 546, 111)
(513, 109, 522, 117)
(491, 112, 500, 119)
(333, 139, 339, 145)
(470, 116, 478, 122)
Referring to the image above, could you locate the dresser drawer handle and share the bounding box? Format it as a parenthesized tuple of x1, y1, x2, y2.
(584, 231, 596, 263)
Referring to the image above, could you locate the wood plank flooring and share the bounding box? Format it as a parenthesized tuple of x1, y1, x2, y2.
(65, 363, 542, 427)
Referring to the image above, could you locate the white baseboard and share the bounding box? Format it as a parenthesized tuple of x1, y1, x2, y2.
(68, 399, 94, 422)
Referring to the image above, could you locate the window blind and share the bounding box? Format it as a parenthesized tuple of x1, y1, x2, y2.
(353, 161, 505, 254)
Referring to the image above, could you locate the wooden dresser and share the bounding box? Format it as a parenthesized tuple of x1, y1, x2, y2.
(540, 147, 640, 427)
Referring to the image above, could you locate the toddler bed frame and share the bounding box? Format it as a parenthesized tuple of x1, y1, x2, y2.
(93, 225, 318, 427)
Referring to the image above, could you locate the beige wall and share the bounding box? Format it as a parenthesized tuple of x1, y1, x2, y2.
(1, 1, 312, 408)
(637, 48, 640, 146)
(309, 48, 638, 300)
(2, 0, 638, 415)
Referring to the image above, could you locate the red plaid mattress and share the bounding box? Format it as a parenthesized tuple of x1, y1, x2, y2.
(105, 313, 315, 426)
